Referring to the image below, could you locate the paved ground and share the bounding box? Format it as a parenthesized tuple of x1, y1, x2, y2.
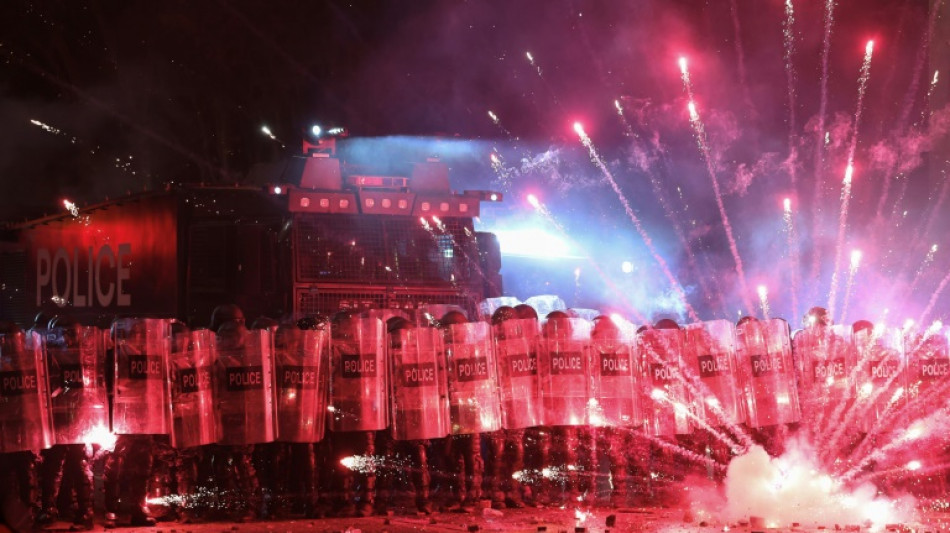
(26, 506, 950, 533)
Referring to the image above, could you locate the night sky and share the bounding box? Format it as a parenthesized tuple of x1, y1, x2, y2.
(1, 1, 946, 323)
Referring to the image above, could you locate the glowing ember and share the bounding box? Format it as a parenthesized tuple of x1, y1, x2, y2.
(82, 423, 116, 452)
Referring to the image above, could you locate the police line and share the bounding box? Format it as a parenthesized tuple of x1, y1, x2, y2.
(1, 312, 947, 453)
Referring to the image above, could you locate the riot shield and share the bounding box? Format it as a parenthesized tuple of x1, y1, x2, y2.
(390, 326, 450, 440)
(492, 318, 542, 430)
(113, 318, 172, 435)
(792, 324, 855, 429)
(735, 318, 800, 428)
(0, 330, 53, 452)
(538, 317, 590, 427)
(47, 326, 109, 445)
(275, 326, 328, 443)
(443, 321, 502, 434)
(684, 320, 746, 427)
(589, 321, 639, 428)
(853, 324, 904, 433)
(637, 327, 691, 436)
(329, 317, 388, 432)
(169, 328, 217, 448)
(214, 327, 276, 445)
(904, 331, 949, 425)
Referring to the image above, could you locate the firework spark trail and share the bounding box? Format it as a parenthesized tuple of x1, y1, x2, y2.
(838, 401, 950, 483)
(782, 0, 799, 187)
(917, 269, 950, 325)
(528, 195, 652, 325)
(918, 70, 940, 126)
(574, 123, 702, 323)
(634, 429, 726, 473)
(897, 1, 941, 130)
(685, 101, 755, 315)
(907, 161, 948, 260)
(758, 285, 770, 320)
(618, 104, 725, 313)
(827, 164, 854, 321)
(679, 57, 695, 102)
(857, 460, 950, 484)
(783, 198, 802, 320)
(907, 244, 939, 296)
(812, 325, 879, 464)
(729, 0, 757, 120)
(487, 110, 515, 139)
(844, 39, 875, 166)
(873, 6, 943, 232)
(525, 51, 562, 108)
(850, 367, 950, 466)
(810, 0, 838, 300)
(641, 338, 755, 452)
(839, 249, 862, 324)
(844, 348, 950, 471)
(822, 349, 906, 466)
(826, 42, 875, 320)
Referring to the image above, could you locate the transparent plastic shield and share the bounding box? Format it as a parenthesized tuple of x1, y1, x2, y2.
(685, 319, 746, 427)
(853, 325, 905, 433)
(493, 318, 542, 430)
(538, 317, 591, 427)
(329, 317, 388, 432)
(905, 332, 949, 402)
(637, 327, 691, 436)
(444, 321, 502, 434)
(113, 318, 172, 435)
(793, 324, 855, 426)
(0, 330, 53, 452)
(47, 326, 109, 445)
(735, 318, 801, 427)
(169, 329, 217, 448)
(214, 328, 276, 445)
(589, 326, 639, 428)
(390, 327, 449, 440)
(275, 327, 328, 443)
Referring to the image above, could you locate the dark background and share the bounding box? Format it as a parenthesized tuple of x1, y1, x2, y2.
(1, 1, 945, 323)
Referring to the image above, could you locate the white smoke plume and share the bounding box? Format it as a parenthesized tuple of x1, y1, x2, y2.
(723, 443, 917, 530)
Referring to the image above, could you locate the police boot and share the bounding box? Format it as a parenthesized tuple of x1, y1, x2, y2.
(355, 432, 376, 518)
(413, 441, 433, 515)
(174, 450, 199, 522)
(505, 431, 526, 508)
(462, 435, 483, 512)
(565, 427, 585, 504)
(18, 452, 42, 522)
(488, 431, 506, 509)
(357, 472, 376, 517)
(69, 452, 95, 531)
(127, 474, 156, 528)
(235, 447, 261, 522)
(37, 447, 64, 526)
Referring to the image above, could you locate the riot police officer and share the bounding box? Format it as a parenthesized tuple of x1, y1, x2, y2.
(270, 316, 328, 518)
(213, 311, 275, 521)
(537, 310, 592, 505)
(0, 321, 51, 529)
(589, 314, 640, 506)
(38, 315, 105, 530)
(167, 321, 218, 523)
(488, 306, 542, 509)
(381, 316, 448, 514)
(104, 317, 173, 528)
(440, 311, 502, 512)
(328, 310, 386, 517)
